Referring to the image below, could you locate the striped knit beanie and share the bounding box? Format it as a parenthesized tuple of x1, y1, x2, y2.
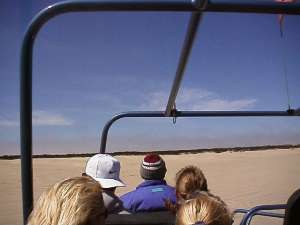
(140, 154, 166, 180)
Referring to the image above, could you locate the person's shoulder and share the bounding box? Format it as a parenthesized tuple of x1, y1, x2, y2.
(162, 182, 175, 190)
(120, 189, 137, 200)
(103, 191, 125, 213)
(120, 189, 145, 212)
(167, 184, 175, 190)
(162, 184, 176, 197)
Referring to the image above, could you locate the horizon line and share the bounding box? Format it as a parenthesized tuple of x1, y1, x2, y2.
(1, 143, 299, 160)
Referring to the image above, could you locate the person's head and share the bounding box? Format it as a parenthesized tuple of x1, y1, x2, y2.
(140, 153, 167, 180)
(176, 192, 232, 225)
(176, 166, 208, 202)
(27, 176, 106, 225)
(85, 154, 125, 190)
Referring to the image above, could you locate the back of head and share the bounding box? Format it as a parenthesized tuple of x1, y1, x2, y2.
(140, 154, 167, 180)
(27, 176, 106, 225)
(176, 192, 232, 225)
(85, 154, 125, 189)
(176, 166, 208, 201)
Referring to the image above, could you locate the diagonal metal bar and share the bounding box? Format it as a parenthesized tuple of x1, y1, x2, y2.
(165, 12, 202, 116)
(164, 1, 300, 116)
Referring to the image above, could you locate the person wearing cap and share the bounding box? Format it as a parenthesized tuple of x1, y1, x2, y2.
(120, 153, 176, 213)
(83, 154, 126, 214)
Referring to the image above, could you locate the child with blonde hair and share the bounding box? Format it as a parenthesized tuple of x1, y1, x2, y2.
(27, 176, 107, 225)
(166, 165, 208, 213)
(175, 166, 208, 203)
(176, 191, 233, 225)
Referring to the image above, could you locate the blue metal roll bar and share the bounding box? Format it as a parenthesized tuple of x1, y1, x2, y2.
(99, 109, 299, 153)
(20, 0, 300, 224)
(234, 204, 286, 225)
(234, 208, 285, 219)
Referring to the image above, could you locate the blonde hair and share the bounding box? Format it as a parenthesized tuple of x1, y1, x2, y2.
(27, 176, 106, 225)
(176, 166, 208, 201)
(176, 192, 232, 225)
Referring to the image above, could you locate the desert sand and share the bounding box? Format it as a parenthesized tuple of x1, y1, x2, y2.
(0, 148, 300, 225)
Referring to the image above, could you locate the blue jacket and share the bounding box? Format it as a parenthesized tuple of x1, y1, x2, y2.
(120, 180, 176, 213)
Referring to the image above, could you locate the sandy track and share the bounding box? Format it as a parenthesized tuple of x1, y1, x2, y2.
(1, 148, 299, 225)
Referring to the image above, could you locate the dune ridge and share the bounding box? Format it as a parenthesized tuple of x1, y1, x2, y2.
(1, 143, 299, 160)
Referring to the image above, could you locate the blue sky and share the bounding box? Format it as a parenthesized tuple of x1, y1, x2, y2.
(0, 0, 300, 155)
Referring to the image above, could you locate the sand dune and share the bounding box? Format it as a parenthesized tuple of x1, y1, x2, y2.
(1, 148, 299, 225)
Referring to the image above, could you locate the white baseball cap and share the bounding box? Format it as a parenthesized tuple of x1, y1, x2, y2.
(85, 154, 125, 188)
